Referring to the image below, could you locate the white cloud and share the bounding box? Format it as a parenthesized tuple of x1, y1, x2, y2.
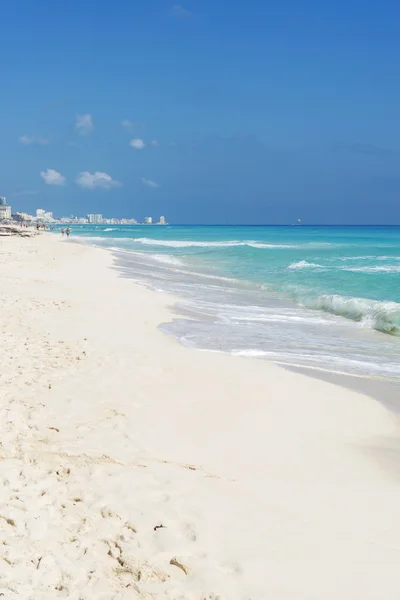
(75, 171, 121, 189)
(75, 113, 93, 135)
(19, 135, 50, 145)
(150, 139, 159, 146)
(171, 4, 191, 18)
(14, 190, 38, 197)
(40, 169, 66, 186)
(19, 135, 34, 144)
(141, 177, 160, 189)
(130, 138, 145, 149)
(121, 119, 135, 132)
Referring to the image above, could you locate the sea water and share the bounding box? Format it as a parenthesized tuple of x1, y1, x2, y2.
(66, 225, 400, 381)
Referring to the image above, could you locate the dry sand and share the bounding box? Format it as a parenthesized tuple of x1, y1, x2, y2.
(1, 233, 400, 599)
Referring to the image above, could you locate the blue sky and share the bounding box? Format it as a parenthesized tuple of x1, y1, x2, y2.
(1, 0, 400, 224)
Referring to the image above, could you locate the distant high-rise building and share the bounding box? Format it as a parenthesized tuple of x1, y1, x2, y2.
(14, 212, 33, 222)
(144, 216, 153, 224)
(36, 208, 54, 222)
(159, 216, 166, 225)
(0, 197, 11, 220)
(87, 214, 103, 224)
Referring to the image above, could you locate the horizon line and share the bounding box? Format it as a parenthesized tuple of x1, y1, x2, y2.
(56, 223, 400, 227)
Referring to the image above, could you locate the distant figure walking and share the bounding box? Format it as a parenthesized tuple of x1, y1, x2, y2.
(36, 223, 40, 231)
(66, 228, 71, 237)
(61, 228, 65, 236)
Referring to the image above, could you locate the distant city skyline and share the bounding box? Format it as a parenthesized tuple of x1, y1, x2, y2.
(1, 1, 400, 224)
(6, 205, 168, 226)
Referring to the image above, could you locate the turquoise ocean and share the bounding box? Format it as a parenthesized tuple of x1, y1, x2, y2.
(66, 225, 400, 381)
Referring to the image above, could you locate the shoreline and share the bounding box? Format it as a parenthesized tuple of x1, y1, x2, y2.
(108, 241, 400, 406)
(287, 364, 400, 413)
(1, 233, 400, 598)
(105, 236, 400, 382)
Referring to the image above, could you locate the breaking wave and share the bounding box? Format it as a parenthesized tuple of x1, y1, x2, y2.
(296, 293, 400, 335)
(287, 261, 325, 270)
(287, 261, 400, 273)
(338, 255, 400, 261)
(344, 265, 400, 273)
(132, 238, 350, 249)
(132, 237, 298, 249)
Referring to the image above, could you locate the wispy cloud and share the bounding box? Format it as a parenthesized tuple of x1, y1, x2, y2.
(333, 142, 396, 158)
(121, 119, 135, 132)
(40, 169, 66, 186)
(19, 135, 34, 145)
(13, 190, 39, 197)
(75, 113, 93, 135)
(150, 139, 159, 146)
(75, 171, 121, 189)
(141, 177, 160, 188)
(19, 135, 50, 145)
(130, 138, 146, 149)
(171, 4, 191, 18)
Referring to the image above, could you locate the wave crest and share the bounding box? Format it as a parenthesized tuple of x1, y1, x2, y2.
(133, 237, 298, 249)
(345, 265, 400, 273)
(288, 261, 400, 273)
(287, 260, 324, 270)
(297, 293, 400, 335)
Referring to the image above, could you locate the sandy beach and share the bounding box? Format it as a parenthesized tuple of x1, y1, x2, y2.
(1, 232, 400, 599)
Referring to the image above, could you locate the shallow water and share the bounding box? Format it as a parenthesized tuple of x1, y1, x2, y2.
(65, 225, 400, 381)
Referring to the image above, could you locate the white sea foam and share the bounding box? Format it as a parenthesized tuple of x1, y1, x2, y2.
(115, 250, 184, 267)
(230, 349, 398, 377)
(287, 261, 400, 273)
(287, 260, 325, 270)
(76, 236, 132, 243)
(135, 238, 242, 248)
(133, 237, 300, 249)
(134, 238, 242, 248)
(344, 265, 400, 273)
(150, 254, 184, 266)
(246, 242, 299, 249)
(183, 271, 242, 283)
(232, 349, 268, 358)
(338, 255, 400, 261)
(76, 235, 348, 251)
(111, 249, 245, 284)
(133, 238, 349, 250)
(197, 301, 337, 326)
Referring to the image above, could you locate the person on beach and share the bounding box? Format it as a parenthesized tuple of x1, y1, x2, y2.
(61, 228, 65, 236)
(66, 228, 71, 237)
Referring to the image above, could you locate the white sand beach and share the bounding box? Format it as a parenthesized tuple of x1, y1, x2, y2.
(1, 233, 400, 599)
